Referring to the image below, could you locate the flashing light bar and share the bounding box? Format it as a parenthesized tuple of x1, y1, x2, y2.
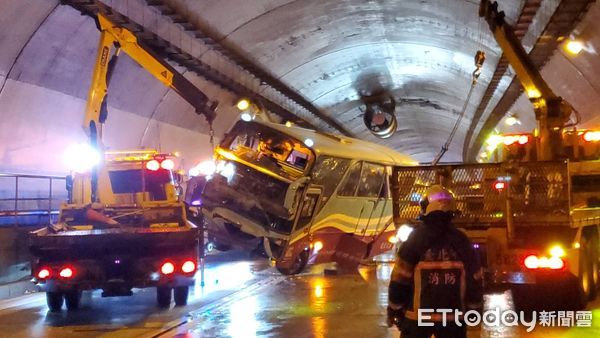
(583, 131, 600, 142)
(503, 135, 529, 146)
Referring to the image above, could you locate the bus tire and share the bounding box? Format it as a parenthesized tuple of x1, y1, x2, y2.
(64, 290, 82, 311)
(174, 286, 189, 306)
(46, 292, 63, 312)
(277, 250, 308, 275)
(156, 287, 172, 308)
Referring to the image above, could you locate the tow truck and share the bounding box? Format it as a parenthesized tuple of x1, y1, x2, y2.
(391, 0, 599, 309)
(29, 13, 216, 311)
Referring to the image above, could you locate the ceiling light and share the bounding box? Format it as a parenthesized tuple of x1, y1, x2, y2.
(565, 39, 584, 55)
(505, 115, 520, 126)
(236, 99, 250, 111)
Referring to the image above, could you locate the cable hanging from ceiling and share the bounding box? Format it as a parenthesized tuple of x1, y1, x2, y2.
(431, 50, 486, 165)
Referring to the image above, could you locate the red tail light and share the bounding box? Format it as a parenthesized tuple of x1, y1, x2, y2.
(160, 159, 175, 170)
(494, 181, 506, 191)
(523, 255, 539, 269)
(59, 267, 74, 278)
(37, 268, 51, 279)
(146, 160, 160, 171)
(518, 135, 529, 145)
(181, 260, 196, 274)
(583, 131, 600, 142)
(522, 254, 565, 270)
(161, 262, 175, 275)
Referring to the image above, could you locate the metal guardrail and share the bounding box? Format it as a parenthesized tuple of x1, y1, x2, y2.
(392, 162, 571, 227)
(0, 173, 67, 226)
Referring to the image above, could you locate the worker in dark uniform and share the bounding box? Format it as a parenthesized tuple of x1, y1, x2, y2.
(387, 185, 483, 338)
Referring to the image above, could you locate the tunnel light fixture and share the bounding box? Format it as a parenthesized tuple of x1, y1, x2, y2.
(240, 112, 253, 122)
(504, 114, 521, 126)
(526, 88, 542, 99)
(236, 98, 250, 111)
(304, 138, 314, 147)
(565, 39, 584, 55)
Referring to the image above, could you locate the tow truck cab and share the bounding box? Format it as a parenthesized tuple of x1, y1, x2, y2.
(30, 150, 199, 311)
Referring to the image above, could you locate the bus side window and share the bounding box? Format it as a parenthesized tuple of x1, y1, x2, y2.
(337, 162, 363, 197)
(311, 156, 351, 200)
(357, 163, 385, 198)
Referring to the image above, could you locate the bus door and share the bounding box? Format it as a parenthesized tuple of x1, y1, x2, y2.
(292, 186, 323, 238)
(354, 163, 387, 239)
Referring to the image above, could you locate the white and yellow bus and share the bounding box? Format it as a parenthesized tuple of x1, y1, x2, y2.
(193, 120, 415, 274)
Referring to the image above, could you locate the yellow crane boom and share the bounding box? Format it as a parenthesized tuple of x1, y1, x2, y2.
(479, 0, 576, 161)
(85, 14, 216, 142)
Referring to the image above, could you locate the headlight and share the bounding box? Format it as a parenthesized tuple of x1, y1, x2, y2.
(396, 225, 414, 242)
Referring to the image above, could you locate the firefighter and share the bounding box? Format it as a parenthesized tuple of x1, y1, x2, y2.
(387, 185, 483, 338)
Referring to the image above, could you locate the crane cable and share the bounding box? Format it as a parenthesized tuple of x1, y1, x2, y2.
(432, 50, 486, 165)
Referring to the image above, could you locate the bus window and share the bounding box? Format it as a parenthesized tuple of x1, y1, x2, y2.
(311, 157, 351, 199)
(222, 122, 314, 179)
(337, 162, 362, 197)
(357, 163, 385, 198)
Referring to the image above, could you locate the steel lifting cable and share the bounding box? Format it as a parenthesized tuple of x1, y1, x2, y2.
(432, 50, 486, 165)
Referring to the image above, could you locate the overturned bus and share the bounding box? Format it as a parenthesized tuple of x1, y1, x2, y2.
(189, 120, 415, 274)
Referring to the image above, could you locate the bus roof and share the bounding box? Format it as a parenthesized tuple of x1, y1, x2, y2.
(259, 121, 417, 166)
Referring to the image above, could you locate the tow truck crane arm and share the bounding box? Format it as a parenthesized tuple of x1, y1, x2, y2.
(479, 0, 576, 161)
(85, 14, 216, 142)
(84, 14, 217, 202)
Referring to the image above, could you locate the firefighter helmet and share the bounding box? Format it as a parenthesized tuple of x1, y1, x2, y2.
(419, 185, 456, 216)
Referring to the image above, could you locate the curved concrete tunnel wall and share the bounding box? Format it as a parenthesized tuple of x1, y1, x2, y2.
(0, 1, 241, 176)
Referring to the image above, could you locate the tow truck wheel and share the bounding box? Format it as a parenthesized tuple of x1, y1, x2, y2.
(174, 286, 189, 306)
(276, 250, 309, 275)
(64, 290, 82, 311)
(46, 292, 64, 312)
(156, 287, 172, 308)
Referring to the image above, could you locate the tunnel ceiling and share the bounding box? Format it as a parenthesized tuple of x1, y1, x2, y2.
(162, 0, 600, 162)
(1, 0, 599, 175)
(165, 0, 527, 162)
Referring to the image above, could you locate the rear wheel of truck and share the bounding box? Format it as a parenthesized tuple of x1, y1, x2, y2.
(156, 287, 172, 308)
(276, 250, 308, 275)
(64, 290, 82, 311)
(174, 286, 189, 306)
(46, 292, 63, 312)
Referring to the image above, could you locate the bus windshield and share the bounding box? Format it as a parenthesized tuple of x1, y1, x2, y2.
(222, 122, 314, 180)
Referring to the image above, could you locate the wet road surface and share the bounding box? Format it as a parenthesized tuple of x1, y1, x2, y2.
(0, 253, 599, 337)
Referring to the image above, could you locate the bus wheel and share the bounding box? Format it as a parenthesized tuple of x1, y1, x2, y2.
(174, 286, 189, 306)
(64, 290, 82, 311)
(156, 287, 172, 308)
(46, 292, 64, 312)
(277, 250, 308, 275)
